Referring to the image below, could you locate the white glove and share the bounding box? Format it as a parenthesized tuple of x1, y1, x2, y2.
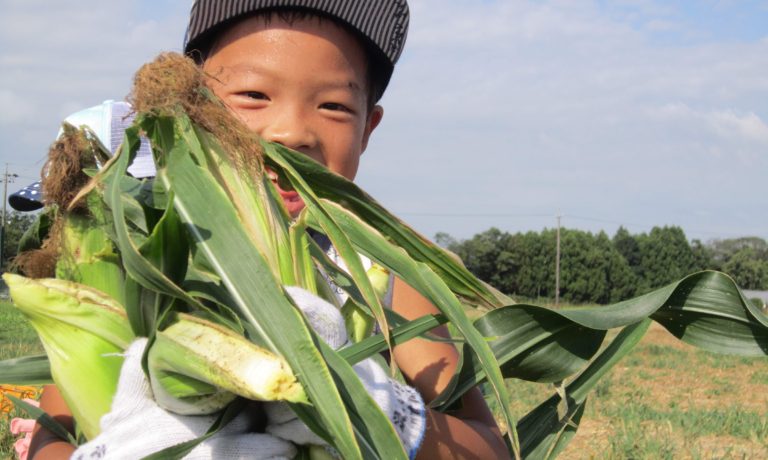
(71, 338, 297, 460)
(266, 287, 426, 459)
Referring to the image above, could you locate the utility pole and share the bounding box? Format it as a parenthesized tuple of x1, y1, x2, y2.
(1, 164, 19, 271)
(555, 213, 561, 306)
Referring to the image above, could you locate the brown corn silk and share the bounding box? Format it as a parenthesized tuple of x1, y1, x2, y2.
(128, 52, 264, 179)
(12, 125, 98, 278)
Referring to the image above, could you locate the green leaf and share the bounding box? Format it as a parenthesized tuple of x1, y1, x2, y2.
(432, 306, 605, 411)
(316, 339, 409, 459)
(17, 206, 56, 253)
(262, 143, 506, 309)
(0, 354, 52, 384)
(263, 142, 394, 354)
(156, 117, 395, 459)
(518, 320, 651, 459)
(293, 196, 521, 456)
(650, 271, 768, 355)
(101, 122, 228, 332)
(438, 270, 768, 412)
(7, 394, 78, 446)
(339, 311, 448, 365)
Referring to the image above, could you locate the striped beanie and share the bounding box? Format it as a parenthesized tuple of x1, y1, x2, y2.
(183, 0, 410, 100)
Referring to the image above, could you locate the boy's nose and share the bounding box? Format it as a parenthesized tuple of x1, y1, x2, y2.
(259, 110, 317, 153)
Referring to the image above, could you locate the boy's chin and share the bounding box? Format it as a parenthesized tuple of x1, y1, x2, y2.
(284, 197, 306, 217)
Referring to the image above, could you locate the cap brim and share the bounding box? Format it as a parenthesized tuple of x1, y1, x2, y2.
(9, 181, 44, 212)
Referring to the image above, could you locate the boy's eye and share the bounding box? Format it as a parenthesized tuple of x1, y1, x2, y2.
(320, 102, 353, 113)
(243, 91, 269, 100)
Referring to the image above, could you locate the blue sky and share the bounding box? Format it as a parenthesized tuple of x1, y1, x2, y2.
(1, 0, 766, 242)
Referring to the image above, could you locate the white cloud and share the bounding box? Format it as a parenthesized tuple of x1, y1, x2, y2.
(651, 103, 768, 150)
(1, 0, 765, 240)
(0, 0, 187, 181)
(644, 18, 680, 32)
(709, 111, 768, 144)
(365, 0, 768, 239)
(0, 89, 35, 123)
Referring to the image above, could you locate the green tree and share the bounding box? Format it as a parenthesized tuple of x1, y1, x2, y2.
(434, 232, 458, 249)
(722, 248, 768, 290)
(558, 230, 636, 304)
(505, 230, 554, 299)
(449, 227, 509, 285)
(597, 231, 638, 302)
(690, 238, 715, 271)
(1, 210, 37, 271)
(708, 237, 768, 270)
(613, 226, 642, 274)
(636, 226, 696, 291)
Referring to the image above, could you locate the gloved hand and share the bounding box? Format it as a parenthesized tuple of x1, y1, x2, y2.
(71, 338, 297, 460)
(265, 287, 426, 459)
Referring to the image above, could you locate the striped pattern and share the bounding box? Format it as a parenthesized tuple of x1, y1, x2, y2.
(110, 102, 156, 179)
(184, 0, 410, 66)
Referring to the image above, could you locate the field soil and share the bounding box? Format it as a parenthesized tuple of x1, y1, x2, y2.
(557, 323, 767, 459)
(2, 303, 766, 459)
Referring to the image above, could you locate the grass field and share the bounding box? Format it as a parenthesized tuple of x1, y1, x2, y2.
(504, 323, 768, 459)
(1, 300, 765, 459)
(1, 300, 44, 459)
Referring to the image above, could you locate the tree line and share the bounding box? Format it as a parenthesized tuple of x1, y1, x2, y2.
(1, 211, 37, 272)
(436, 226, 768, 304)
(2, 211, 766, 304)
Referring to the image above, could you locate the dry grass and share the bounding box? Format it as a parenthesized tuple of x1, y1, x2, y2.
(0, 300, 44, 459)
(2, 299, 766, 459)
(506, 322, 768, 459)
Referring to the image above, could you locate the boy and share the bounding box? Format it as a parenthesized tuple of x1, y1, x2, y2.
(27, 1, 508, 458)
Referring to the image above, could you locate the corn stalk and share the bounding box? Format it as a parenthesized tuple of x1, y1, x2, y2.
(1, 53, 767, 460)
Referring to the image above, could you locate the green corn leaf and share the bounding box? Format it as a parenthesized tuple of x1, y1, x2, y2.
(6, 394, 79, 446)
(3, 274, 135, 440)
(17, 206, 56, 253)
(154, 115, 397, 460)
(437, 270, 768, 411)
(130, 197, 189, 336)
(111, 174, 154, 236)
(263, 141, 394, 353)
(339, 311, 447, 365)
(650, 271, 768, 354)
(262, 144, 506, 309)
(431, 306, 605, 411)
(292, 196, 521, 457)
(0, 354, 52, 384)
(101, 122, 232, 332)
(178, 118, 295, 287)
(517, 320, 651, 459)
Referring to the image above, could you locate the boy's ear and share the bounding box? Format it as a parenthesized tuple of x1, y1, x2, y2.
(361, 105, 384, 153)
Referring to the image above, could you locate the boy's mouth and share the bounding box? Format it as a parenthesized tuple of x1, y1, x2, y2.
(267, 168, 305, 216)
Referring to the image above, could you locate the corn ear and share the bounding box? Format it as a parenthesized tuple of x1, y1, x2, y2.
(56, 211, 125, 306)
(3, 273, 134, 440)
(341, 264, 390, 343)
(148, 313, 307, 415)
(308, 445, 339, 460)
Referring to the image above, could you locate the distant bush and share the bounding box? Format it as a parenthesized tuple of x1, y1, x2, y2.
(438, 227, 768, 304)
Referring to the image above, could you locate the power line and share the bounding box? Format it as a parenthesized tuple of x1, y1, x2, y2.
(395, 210, 759, 239)
(396, 212, 554, 218)
(14, 175, 41, 181)
(563, 214, 757, 238)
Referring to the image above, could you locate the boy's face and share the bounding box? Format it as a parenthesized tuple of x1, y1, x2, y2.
(203, 15, 383, 216)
